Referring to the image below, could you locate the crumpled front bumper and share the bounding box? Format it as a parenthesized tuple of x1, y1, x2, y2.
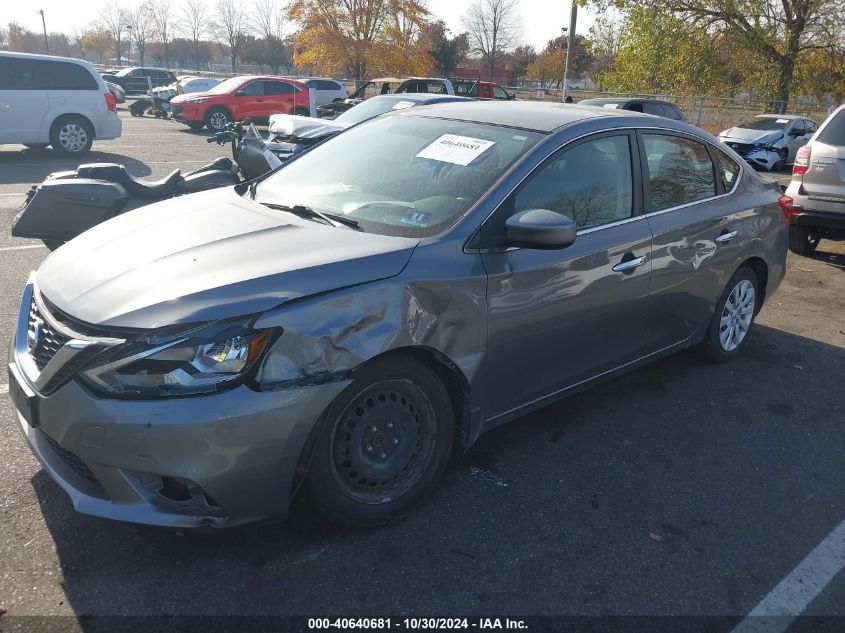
(743, 147, 780, 170)
(9, 332, 348, 529)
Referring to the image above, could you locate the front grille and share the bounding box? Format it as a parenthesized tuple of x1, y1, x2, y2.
(28, 299, 70, 371)
(727, 142, 751, 157)
(39, 431, 107, 498)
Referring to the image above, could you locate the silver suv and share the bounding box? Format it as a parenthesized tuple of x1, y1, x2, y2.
(783, 105, 845, 254)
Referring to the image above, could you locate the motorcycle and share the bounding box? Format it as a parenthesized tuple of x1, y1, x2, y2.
(12, 121, 284, 250)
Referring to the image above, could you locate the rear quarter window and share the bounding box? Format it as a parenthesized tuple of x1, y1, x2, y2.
(817, 111, 845, 146)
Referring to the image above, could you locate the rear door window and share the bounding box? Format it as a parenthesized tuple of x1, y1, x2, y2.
(42, 61, 98, 90)
(643, 134, 717, 211)
(642, 102, 664, 116)
(264, 81, 295, 95)
(817, 110, 845, 145)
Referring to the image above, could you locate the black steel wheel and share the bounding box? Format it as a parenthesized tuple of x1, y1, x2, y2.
(305, 357, 455, 526)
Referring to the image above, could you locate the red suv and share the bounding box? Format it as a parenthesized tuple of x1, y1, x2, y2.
(171, 75, 311, 131)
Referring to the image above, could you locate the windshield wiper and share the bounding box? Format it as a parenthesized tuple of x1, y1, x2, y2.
(258, 202, 360, 230)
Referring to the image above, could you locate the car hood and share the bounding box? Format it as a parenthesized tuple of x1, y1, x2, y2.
(719, 127, 784, 145)
(268, 113, 348, 142)
(37, 188, 419, 329)
(171, 91, 218, 103)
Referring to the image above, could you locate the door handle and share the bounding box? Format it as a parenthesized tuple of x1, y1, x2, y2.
(715, 230, 738, 244)
(612, 255, 646, 273)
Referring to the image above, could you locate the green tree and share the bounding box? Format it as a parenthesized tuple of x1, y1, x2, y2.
(423, 20, 469, 76)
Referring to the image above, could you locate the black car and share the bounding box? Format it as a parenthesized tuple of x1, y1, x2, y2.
(578, 98, 686, 121)
(100, 67, 177, 94)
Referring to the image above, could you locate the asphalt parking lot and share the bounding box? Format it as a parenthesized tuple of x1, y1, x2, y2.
(1, 103, 844, 628)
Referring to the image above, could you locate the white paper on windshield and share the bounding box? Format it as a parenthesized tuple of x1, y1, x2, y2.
(264, 148, 283, 170)
(416, 134, 495, 166)
(392, 100, 416, 110)
(776, 118, 789, 123)
(603, 103, 620, 109)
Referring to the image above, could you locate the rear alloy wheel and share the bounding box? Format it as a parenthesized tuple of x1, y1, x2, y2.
(50, 116, 94, 155)
(306, 357, 454, 526)
(699, 266, 759, 362)
(205, 107, 231, 132)
(788, 225, 820, 255)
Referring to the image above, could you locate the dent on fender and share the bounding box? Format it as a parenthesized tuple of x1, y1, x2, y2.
(253, 275, 487, 394)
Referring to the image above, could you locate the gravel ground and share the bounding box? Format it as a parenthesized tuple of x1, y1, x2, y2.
(0, 104, 843, 628)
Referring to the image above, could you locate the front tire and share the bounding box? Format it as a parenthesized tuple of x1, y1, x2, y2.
(50, 116, 94, 155)
(699, 266, 759, 362)
(788, 225, 820, 255)
(305, 357, 455, 526)
(204, 107, 231, 132)
(772, 148, 788, 171)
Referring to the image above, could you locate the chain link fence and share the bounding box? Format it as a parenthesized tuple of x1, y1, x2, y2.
(514, 88, 831, 135)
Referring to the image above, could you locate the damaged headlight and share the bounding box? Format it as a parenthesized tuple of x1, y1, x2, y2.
(81, 318, 278, 398)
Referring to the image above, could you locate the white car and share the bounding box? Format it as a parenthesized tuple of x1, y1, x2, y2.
(0, 51, 122, 155)
(718, 114, 818, 171)
(175, 76, 222, 94)
(300, 78, 348, 107)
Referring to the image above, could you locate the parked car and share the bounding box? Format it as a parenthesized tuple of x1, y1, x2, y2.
(100, 67, 178, 93)
(105, 81, 126, 104)
(174, 76, 222, 94)
(579, 98, 686, 121)
(170, 75, 311, 131)
(0, 51, 121, 155)
(783, 105, 845, 254)
(299, 77, 348, 107)
(718, 114, 818, 172)
(453, 80, 515, 100)
(8, 102, 786, 530)
(267, 93, 473, 160)
(318, 77, 455, 117)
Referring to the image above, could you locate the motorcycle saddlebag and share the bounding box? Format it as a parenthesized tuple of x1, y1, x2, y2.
(11, 179, 128, 242)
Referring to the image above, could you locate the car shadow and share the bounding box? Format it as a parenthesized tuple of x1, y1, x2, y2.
(805, 247, 845, 270)
(0, 149, 152, 185)
(30, 324, 845, 618)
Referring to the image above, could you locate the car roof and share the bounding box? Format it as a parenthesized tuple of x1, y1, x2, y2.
(395, 100, 676, 133)
(372, 93, 471, 104)
(0, 51, 93, 67)
(580, 97, 677, 106)
(755, 114, 802, 120)
(367, 77, 404, 83)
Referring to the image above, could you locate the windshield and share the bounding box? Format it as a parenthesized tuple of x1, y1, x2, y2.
(334, 97, 420, 127)
(256, 115, 543, 237)
(209, 76, 249, 94)
(737, 118, 790, 131)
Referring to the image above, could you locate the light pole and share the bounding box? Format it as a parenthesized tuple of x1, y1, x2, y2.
(561, 0, 577, 102)
(37, 10, 48, 54)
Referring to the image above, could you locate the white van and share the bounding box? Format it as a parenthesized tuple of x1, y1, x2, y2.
(0, 51, 122, 155)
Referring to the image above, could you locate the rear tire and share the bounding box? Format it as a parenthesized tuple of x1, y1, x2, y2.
(305, 357, 455, 527)
(698, 266, 759, 363)
(49, 115, 94, 155)
(788, 225, 820, 255)
(204, 107, 231, 132)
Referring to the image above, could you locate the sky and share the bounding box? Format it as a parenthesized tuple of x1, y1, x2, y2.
(5, 0, 596, 51)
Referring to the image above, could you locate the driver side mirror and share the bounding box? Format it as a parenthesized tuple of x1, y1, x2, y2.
(505, 209, 577, 250)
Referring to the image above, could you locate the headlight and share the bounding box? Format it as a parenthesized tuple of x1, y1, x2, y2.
(81, 319, 278, 398)
(185, 97, 206, 104)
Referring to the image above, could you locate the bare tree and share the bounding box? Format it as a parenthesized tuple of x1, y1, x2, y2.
(212, 0, 248, 73)
(100, 4, 128, 64)
(252, 0, 287, 40)
(181, 0, 210, 70)
(127, 3, 155, 65)
(461, 0, 522, 76)
(152, 0, 180, 69)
